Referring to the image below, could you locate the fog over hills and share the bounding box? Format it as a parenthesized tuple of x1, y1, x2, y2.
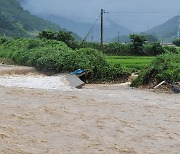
(39, 14, 132, 42)
(20, 0, 180, 42)
(20, 0, 180, 31)
(144, 16, 179, 42)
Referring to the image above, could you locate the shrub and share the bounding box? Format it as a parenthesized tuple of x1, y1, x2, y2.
(131, 52, 180, 87)
(0, 38, 130, 81)
(144, 42, 164, 55)
(38, 30, 80, 49)
(0, 37, 8, 44)
(163, 45, 177, 53)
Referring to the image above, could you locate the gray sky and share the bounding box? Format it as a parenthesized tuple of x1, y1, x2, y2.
(21, 0, 180, 32)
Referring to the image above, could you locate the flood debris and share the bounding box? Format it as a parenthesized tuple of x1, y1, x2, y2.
(66, 73, 85, 88)
(154, 81, 166, 89)
(171, 82, 180, 94)
(154, 81, 180, 94)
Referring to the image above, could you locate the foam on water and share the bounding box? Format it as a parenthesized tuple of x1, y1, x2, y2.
(0, 75, 74, 91)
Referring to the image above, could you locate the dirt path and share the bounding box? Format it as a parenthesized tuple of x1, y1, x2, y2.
(0, 65, 180, 154)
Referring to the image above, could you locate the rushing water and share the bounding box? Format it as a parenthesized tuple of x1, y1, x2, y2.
(0, 75, 74, 91)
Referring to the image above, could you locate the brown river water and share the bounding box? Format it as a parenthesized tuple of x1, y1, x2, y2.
(0, 65, 180, 154)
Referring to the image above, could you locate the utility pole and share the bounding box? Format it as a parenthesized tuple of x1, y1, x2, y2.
(101, 9, 104, 51)
(100, 9, 109, 51)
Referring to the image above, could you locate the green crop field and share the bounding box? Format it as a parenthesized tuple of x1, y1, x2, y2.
(106, 56, 156, 70)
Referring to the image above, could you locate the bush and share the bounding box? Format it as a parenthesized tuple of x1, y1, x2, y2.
(0, 37, 8, 44)
(38, 30, 80, 49)
(144, 42, 164, 55)
(163, 45, 177, 53)
(131, 52, 180, 87)
(0, 38, 130, 81)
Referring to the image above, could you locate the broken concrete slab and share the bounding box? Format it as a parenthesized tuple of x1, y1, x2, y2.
(55, 73, 84, 89)
(64, 74, 84, 88)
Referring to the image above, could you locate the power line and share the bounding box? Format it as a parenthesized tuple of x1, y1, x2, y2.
(81, 15, 101, 44)
(108, 11, 179, 14)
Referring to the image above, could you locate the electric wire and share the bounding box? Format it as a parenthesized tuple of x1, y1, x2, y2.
(81, 10, 180, 42)
(108, 11, 179, 14)
(81, 15, 101, 44)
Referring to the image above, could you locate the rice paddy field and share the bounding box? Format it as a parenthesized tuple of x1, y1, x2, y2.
(107, 56, 156, 70)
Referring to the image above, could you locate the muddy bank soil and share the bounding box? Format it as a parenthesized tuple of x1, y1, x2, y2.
(0, 65, 180, 154)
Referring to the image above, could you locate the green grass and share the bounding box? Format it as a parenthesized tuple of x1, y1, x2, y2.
(106, 56, 156, 70)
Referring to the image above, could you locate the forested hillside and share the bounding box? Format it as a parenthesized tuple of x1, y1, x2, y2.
(0, 0, 61, 37)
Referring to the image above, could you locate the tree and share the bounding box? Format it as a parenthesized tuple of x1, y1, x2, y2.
(129, 34, 147, 55)
(38, 30, 79, 49)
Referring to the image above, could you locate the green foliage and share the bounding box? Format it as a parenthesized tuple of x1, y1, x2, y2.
(131, 52, 180, 87)
(0, 0, 61, 37)
(129, 34, 147, 55)
(0, 38, 130, 81)
(163, 45, 177, 53)
(111, 34, 158, 44)
(101, 36, 177, 56)
(144, 42, 165, 55)
(0, 37, 8, 44)
(38, 30, 80, 49)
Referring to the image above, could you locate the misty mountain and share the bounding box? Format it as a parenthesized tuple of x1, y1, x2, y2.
(37, 14, 133, 42)
(144, 16, 179, 42)
(0, 0, 61, 37)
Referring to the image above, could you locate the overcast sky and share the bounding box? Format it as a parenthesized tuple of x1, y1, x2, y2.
(21, 0, 180, 32)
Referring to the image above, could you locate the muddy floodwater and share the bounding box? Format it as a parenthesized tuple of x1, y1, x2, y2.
(0, 65, 180, 154)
